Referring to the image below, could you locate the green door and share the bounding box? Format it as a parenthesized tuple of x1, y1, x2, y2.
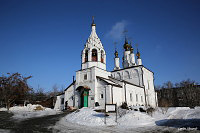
(83, 91, 89, 107)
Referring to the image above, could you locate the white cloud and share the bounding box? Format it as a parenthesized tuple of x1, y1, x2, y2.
(106, 20, 128, 41)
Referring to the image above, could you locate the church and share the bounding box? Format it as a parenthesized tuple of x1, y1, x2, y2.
(54, 18, 158, 110)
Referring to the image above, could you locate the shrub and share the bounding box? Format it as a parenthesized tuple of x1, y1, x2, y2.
(146, 107, 155, 116)
(121, 102, 128, 110)
(139, 107, 146, 112)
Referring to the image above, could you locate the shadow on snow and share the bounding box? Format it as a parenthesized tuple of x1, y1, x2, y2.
(155, 119, 200, 130)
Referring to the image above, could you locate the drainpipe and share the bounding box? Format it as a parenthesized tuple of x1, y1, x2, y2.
(73, 76, 75, 107)
(111, 85, 113, 104)
(124, 83, 127, 103)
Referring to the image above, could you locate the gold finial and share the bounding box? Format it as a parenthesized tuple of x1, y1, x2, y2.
(130, 45, 133, 53)
(114, 50, 118, 58)
(114, 42, 118, 58)
(136, 48, 141, 59)
(91, 16, 96, 26)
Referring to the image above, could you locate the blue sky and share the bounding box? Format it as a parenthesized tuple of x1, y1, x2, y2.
(0, 0, 200, 91)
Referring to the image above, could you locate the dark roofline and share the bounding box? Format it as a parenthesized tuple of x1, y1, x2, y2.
(64, 80, 76, 91)
(56, 92, 65, 96)
(96, 76, 122, 88)
(111, 65, 142, 72)
(77, 66, 108, 72)
(142, 66, 154, 74)
(108, 76, 144, 89)
(111, 65, 154, 74)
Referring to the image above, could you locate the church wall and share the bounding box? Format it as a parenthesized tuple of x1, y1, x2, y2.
(94, 67, 111, 107)
(76, 68, 95, 108)
(96, 79, 107, 107)
(125, 84, 145, 106)
(111, 67, 143, 86)
(75, 67, 110, 108)
(142, 67, 157, 107)
(112, 86, 123, 106)
(64, 85, 74, 107)
(54, 94, 64, 111)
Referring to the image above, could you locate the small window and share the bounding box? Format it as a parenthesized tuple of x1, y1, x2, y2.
(148, 80, 150, 90)
(136, 94, 138, 102)
(84, 74, 87, 80)
(130, 93, 132, 101)
(61, 98, 64, 104)
(100, 94, 103, 99)
(141, 96, 143, 102)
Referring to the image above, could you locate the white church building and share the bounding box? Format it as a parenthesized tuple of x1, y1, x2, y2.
(54, 18, 158, 110)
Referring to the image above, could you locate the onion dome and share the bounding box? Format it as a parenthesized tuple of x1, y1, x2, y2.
(136, 49, 141, 59)
(114, 50, 118, 58)
(123, 37, 131, 51)
(91, 16, 96, 26)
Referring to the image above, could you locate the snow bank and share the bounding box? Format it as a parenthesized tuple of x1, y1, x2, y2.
(118, 111, 155, 127)
(65, 107, 155, 127)
(167, 107, 200, 119)
(8, 104, 61, 120)
(65, 107, 106, 126)
(62, 107, 200, 129)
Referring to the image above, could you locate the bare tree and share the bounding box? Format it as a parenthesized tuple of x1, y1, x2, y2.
(0, 73, 32, 110)
(160, 98, 170, 114)
(162, 81, 173, 89)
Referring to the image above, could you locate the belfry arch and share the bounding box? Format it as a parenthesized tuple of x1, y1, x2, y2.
(85, 49, 88, 62)
(92, 49, 98, 61)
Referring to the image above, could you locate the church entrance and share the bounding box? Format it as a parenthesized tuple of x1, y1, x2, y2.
(76, 86, 90, 108)
(81, 90, 89, 107)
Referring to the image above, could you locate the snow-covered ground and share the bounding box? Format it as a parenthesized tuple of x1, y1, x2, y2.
(0, 104, 61, 120)
(54, 106, 200, 132)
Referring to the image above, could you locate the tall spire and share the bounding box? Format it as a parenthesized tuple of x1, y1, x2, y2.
(91, 16, 96, 26)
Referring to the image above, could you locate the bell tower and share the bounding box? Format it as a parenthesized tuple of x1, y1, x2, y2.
(81, 17, 106, 70)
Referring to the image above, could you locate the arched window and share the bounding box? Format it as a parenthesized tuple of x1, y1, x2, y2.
(116, 72, 121, 80)
(101, 50, 104, 63)
(85, 50, 88, 62)
(124, 71, 130, 79)
(131, 69, 140, 85)
(92, 49, 97, 61)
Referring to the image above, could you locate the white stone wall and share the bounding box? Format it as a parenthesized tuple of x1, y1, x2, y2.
(64, 84, 74, 107)
(75, 67, 110, 108)
(54, 94, 64, 111)
(142, 67, 157, 107)
(125, 83, 145, 106)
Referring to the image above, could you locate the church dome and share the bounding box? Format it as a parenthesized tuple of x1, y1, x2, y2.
(114, 50, 118, 58)
(123, 37, 131, 51)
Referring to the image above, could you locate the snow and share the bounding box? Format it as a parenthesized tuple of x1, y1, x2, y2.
(0, 108, 7, 111)
(57, 106, 200, 130)
(65, 107, 106, 126)
(118, 111, 155, 127)
(0, 104, 61, 120)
